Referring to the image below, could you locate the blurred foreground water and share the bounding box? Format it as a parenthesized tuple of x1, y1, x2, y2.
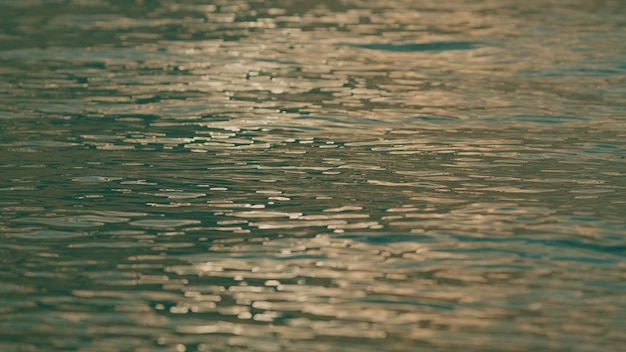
(1, 0, 625, 351)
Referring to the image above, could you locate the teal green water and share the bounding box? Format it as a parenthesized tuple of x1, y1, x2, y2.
(1, 0, 625, 351)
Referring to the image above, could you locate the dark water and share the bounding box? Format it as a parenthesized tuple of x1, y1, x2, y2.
(1, 0, 625, 351)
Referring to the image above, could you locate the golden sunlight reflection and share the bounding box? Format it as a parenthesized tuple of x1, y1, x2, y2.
(1, 0, 625, 351)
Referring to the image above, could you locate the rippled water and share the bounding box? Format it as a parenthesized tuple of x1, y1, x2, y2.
(1, 0, 625, 351)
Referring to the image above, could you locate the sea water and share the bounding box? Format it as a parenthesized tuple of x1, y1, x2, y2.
(1, 0, 625, 351)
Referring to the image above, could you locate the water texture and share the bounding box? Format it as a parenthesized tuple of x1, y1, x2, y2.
(1, 0, 625, 351)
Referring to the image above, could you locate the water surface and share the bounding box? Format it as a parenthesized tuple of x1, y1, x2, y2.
(1, 0, 625, 351)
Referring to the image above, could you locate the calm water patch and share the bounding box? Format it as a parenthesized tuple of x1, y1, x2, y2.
(340, 41, 479, 52)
